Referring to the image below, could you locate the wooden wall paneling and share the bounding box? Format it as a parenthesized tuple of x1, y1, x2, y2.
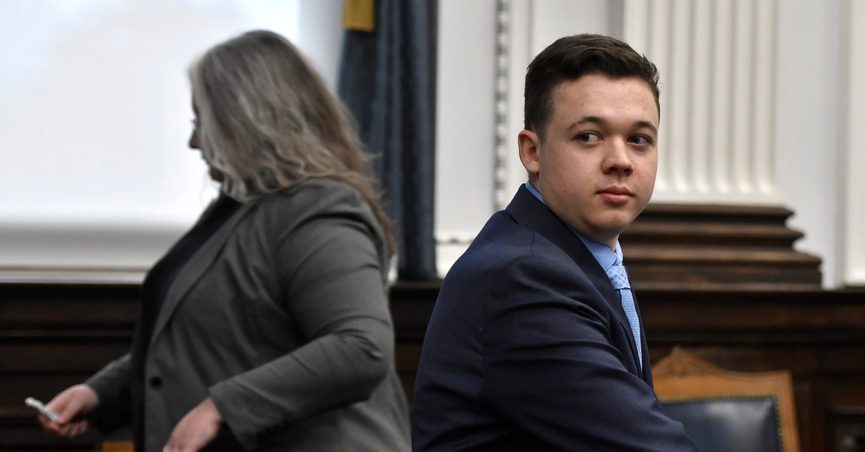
(638, 289, 865, 451)
(0, 282, 137, 450)
(2, 279, 865, 451)
(390, 280, 439, 403)
(390, 283, 865, 452)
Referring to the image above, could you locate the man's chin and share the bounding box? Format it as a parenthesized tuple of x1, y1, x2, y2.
(590, 216, 636, 241)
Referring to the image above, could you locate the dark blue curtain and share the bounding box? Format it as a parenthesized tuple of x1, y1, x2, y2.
(337, 0, 438, 280)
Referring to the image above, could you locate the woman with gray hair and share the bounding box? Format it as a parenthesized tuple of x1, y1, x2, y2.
(38, 30, 410, 452)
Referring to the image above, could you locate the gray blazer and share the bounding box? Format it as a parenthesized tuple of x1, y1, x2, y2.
(86, 178, 410, 451)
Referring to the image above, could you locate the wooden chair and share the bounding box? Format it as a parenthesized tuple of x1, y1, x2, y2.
(652, 346, 800, 452)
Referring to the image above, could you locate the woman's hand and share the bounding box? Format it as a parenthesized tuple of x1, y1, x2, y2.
(39, 384, 100, 437)
(164, 397, 223, 452)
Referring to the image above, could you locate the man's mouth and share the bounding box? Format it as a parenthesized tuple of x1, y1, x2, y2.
(597, 186, 633, 205)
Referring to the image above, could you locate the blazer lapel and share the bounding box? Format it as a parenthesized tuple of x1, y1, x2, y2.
(505, 187, 642, 369)
(149, 200, 255, 346)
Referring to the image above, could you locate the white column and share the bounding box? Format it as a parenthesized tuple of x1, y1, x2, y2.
(624, 0, 780, 204)
(842, 0, 865, 286)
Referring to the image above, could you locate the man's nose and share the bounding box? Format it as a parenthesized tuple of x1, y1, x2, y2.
(602, 138, 633, 175)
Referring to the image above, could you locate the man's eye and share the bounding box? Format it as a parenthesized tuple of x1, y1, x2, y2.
(577, 132, 600, 143)
(629, 135, 652, 146)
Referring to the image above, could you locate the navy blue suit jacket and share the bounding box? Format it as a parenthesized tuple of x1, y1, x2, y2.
(412, 187, 696, 451)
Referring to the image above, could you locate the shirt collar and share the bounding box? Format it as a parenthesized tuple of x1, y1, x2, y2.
(523, 181, 622, 272)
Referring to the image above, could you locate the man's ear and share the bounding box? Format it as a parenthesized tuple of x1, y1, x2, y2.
(518, 129, 541, 177)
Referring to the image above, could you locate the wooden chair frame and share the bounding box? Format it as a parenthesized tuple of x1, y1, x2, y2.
(652, 346, 800, 452)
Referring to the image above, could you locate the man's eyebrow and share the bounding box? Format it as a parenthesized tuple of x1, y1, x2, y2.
(634, 120, 658, 135)
(566, 116, 605, 131)
(566, 116, 658, 135)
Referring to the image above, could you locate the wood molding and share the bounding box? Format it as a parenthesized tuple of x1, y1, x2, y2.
(622, 203, 823, 290)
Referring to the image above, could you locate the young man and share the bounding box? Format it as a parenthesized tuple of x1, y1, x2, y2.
(411, 34, 697, 451)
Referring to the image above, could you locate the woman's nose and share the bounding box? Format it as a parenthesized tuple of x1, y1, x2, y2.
(188, 129, 199, 149)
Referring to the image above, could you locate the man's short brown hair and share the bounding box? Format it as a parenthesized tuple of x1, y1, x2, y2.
(524, 34, 660, 141)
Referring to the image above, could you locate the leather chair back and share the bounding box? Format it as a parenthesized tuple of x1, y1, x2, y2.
(653, 347, 799, 452)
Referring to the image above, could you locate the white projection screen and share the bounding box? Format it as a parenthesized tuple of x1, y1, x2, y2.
(0, 0, 343, 278)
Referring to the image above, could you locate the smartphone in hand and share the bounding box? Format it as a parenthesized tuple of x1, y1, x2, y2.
(25, 397, 60, 423)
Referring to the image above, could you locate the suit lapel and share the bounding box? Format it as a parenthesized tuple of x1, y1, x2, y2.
(505, 186, 643, 371)
(149, 200, 255, 346)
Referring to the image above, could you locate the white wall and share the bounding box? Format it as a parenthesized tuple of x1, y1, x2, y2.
(434, 0, 498, 269)
(775, 0, 844, 286)
(843, 0, 865, 284)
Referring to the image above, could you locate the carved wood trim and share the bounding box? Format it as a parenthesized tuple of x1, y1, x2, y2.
(622, 203, 823, 289)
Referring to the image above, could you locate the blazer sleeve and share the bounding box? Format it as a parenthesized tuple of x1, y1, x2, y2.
(84, 353, 134, 434)
(480, 254, 697, 451)
(208, 187, 394, 448)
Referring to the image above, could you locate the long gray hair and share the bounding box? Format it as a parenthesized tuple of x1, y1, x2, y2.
(189, 30, 395, 255)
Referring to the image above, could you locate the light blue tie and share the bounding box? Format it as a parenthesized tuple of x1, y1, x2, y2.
(606, 263, 642, 368)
